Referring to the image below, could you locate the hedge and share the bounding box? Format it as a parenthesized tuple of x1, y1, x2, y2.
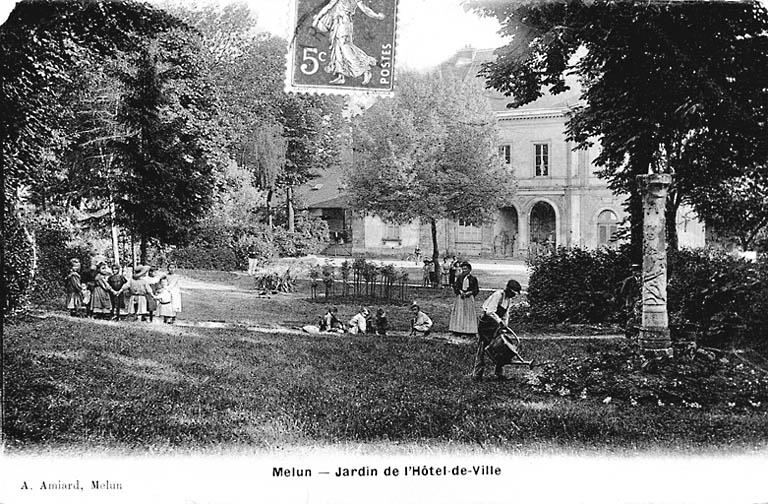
(3, 208, 36, 314)
(169, 213, 330, 270)
(526, 246, 767, 347)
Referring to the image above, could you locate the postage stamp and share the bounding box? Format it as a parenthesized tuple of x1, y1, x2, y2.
(286, 0, 398, 94)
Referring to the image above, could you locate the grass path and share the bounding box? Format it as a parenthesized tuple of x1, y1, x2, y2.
(4, 314, 768, 453)
(7, 269, 765, 453)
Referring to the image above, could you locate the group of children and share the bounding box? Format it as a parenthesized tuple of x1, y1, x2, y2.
(65, 258, 182, 324)
(315, 302, 433, 337)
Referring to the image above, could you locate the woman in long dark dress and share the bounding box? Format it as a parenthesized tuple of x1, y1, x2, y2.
(448, 261, 479, 335)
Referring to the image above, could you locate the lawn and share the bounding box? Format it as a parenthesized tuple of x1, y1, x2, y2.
(6, 268, 765, 453)
(178, 269, 620, 337)
(4, 314, 767, 453)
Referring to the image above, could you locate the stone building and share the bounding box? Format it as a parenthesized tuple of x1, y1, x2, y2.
(299, 48, 705, 258)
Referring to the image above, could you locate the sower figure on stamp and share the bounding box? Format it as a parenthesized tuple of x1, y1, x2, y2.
(620, 263, 642, 338)
(312, 0, 385, 85)
(472, 279, 522, 382)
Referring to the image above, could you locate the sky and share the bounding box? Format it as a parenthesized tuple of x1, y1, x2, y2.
(0, 0, 507, 70)
(2, 0, 768, 70)
(246, 0, 508, 70)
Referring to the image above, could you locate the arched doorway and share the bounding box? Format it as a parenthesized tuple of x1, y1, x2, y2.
(529, 201, 557, 253)
(494, 207, 519, 257)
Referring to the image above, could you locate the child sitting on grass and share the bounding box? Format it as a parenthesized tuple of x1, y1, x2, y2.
(409, 303, 433, 337)
(348, 307, 370, 335)
(373, 308, 388, 335)
(319, 306, 344, 333)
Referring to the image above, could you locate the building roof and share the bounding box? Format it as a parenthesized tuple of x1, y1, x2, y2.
(295, 165, 348, 209)
(441, 47, 582, 114)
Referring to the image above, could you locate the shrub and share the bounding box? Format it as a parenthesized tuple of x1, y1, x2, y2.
(168, 212, 330, 270)
(526, 246, 631, 323)
(26, 215, 92, 304)
(668, 249, 767, 347)
(526, 245, 768, 348)
(3, 207, 36, 314)
(232, 229, 278, 268)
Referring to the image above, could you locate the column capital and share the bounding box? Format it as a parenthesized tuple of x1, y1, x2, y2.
(636, 173, 673, 188)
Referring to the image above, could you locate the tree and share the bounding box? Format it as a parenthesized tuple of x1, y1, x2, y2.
(278, 93, 346, 232)
(1, 0, 185, 202)
(1, 0, 186, 310)
(472, 0, 768, 259)
(347, 71, 515, 277)
(240, 120, 286, 228)
(114, 30, 226, 263)
(691, 166, 768, 251)
(165, 4, 346, 232)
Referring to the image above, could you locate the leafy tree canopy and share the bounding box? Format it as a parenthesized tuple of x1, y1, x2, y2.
(114, 29, 226, 258)
(347, 70, 515, 260)
(1, 0, 188, 200)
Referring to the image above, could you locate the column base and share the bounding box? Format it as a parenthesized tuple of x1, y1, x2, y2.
(639, 326, 672, 358)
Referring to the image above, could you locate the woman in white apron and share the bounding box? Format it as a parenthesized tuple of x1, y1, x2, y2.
(449, 261, 479, 335)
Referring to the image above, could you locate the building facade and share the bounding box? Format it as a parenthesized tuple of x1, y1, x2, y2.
(302, 48, 705, 259)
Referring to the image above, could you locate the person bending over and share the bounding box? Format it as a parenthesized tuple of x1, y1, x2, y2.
(472, 279, 522, 382)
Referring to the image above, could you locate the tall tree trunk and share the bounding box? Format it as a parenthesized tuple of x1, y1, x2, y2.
(266, 188, 274, 229)
(109, 201, 120, 265)
(140, 234, 148, 265)
(431, 218, 440, 286)
(628, 190, 643, 264)
(286, 186, 295, 232)
(665, 190, 680, 252)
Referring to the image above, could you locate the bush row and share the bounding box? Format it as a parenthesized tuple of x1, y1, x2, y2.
(3, 213, 105, 310)
(3, 207, 36, 314)
(525, 246, 768, 347)
(169, 213, 330, 270)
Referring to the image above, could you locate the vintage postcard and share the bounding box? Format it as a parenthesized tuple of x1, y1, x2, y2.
(286, 0, 398, 94)
(2, 0, 768, 503)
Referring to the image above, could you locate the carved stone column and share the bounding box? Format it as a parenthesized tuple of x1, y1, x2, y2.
(637, 173, 673, 357)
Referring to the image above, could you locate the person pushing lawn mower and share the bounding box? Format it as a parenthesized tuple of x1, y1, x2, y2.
(471, 279, 532, 382)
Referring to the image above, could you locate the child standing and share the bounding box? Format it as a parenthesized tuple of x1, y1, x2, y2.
(153, 277, 176, 324)
(145, 266, 161, 322)
(65, 258, 86, 316)
(81, 259, 97, 317)
(108, 264, 128, 321)
(166, 263, 182, 318)
(129, 265, 155, 322)
(91, 262, 119, 319)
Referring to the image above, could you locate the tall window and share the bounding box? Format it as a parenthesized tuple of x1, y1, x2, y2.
(383, 222, 401, 241)
(499, 144, 511, 165)
(534, 143, 549, 176)
(457, 219, 482, 243)
(597, 210, 619, 247)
